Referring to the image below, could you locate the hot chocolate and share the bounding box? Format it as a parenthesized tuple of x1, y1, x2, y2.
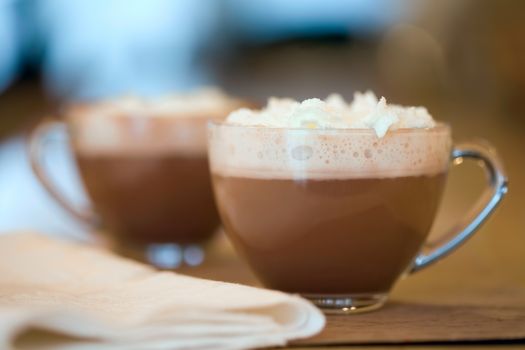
(68, 115, 213, 250)
(76, 152, 217, 246)
(213, 174, 447, 294)
(30, 88, 248, 267)
(67, 90, 248, 252)
(209, 92, 457, 311)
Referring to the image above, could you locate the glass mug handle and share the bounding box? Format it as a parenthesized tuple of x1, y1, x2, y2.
(28, 120, 98, 226)
(410, 140, 508, 273)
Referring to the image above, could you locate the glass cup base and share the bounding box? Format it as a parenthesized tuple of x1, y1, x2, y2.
(304, 293, 388, 314)
(111, 240, 206, 269)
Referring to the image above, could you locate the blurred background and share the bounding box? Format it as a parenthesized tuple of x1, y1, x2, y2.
(0, 0, 523, 277)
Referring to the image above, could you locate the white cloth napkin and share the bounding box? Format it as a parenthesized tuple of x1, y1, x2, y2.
(0, 233, 325, 350)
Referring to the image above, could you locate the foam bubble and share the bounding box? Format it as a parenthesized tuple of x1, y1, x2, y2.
(209, 124, 452, 180)
(66, 88, 247, 156)
(225, 91, 436, 138)
(70, 116, 210, 156)
(212, 91, 446, 179)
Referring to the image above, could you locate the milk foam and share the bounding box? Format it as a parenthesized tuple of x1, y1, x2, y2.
(72, 88, 246, 119)
(210, 92, 450, 180)
(226, 91, 436, 138)
(67, 88, 246, 156)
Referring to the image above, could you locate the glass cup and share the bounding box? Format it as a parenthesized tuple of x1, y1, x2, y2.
(29, 105, 223, 269)
(208, 122, 508, 313)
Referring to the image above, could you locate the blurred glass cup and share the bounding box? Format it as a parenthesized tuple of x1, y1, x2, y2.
(29, 92, 248, 268)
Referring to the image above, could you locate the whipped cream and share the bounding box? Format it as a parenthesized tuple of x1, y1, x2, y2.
(75, 88, 246, 119)
(226, 91, 436, 138)
(68, 88, 244, 156)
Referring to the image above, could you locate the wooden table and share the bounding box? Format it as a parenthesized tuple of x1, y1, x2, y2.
(179, 234, 525, 349)
(181, 187, 525, 349)
(179, 117, 525, 349)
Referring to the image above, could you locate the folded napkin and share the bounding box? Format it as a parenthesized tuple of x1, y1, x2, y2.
(0, 233, 324, 350)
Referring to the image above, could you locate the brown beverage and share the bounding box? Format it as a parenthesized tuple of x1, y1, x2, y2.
(213, 173, 446, 294)
(66, 94, 250, 251)
(208, 109, 456, 311)
(209, 93, 507, 313)
(77, 153, 217, 245)
(31, 90, 248, 267)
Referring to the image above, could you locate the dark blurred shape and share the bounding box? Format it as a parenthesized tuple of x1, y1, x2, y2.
(224, 0, 401, 43)
(0, 72, 49, 140)
(446, 1, 525, 119)
(0, 0, 19, 93)
(214, 35, 380, 101)
(377, 24, 448, 106)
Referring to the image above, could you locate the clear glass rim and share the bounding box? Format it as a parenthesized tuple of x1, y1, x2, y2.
(208, 121, 451, 135)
